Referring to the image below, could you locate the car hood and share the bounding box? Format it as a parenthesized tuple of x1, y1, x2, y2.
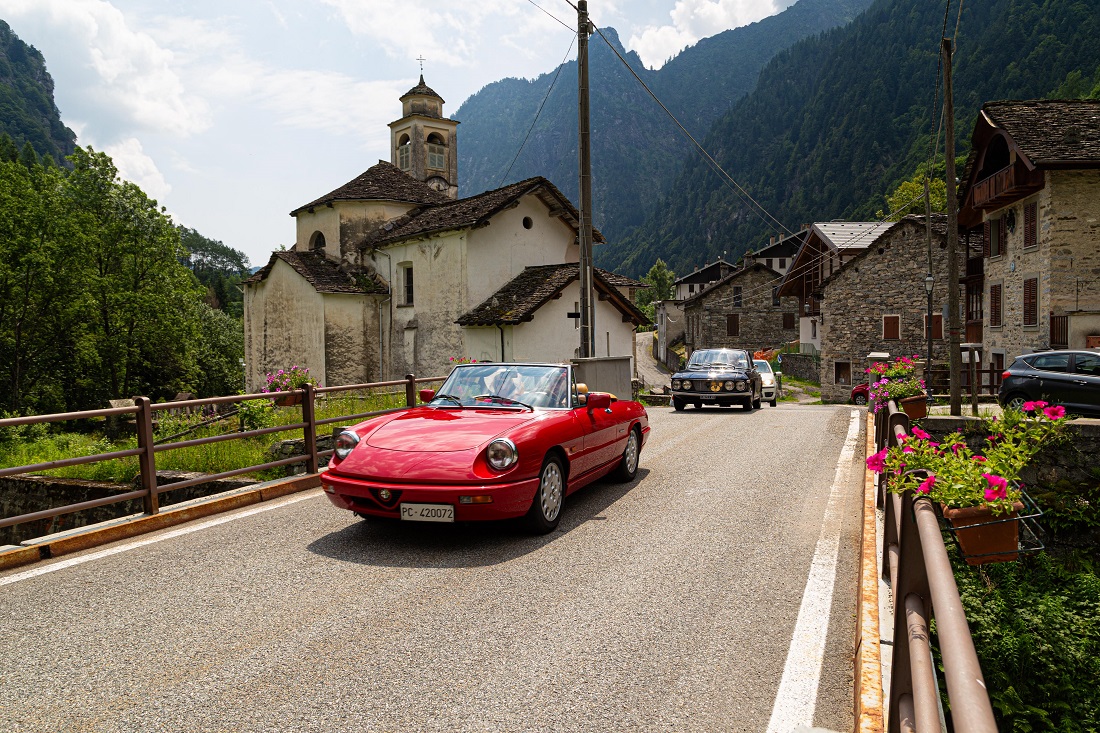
(364, 407, 538, 452)
(674, 369, 752, 379)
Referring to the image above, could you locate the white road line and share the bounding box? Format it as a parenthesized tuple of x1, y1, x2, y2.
(765, 409, 861, 733)
(0, 490, 322, 586)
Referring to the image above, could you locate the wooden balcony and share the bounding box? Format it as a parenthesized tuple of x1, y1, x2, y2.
(971, 163, 1044, 209)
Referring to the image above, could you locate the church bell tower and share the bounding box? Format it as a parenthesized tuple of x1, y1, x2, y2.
(389, 75, 459, 199)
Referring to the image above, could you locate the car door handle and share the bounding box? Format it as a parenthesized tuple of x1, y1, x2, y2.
(1074, 379, 1088, 385)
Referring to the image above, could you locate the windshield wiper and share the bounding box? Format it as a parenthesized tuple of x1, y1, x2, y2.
(473, 394, 533, 410)
(432, 393, 463, 406)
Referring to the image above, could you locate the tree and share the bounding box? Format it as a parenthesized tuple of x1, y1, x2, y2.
(634, 259, 676, 324)
(876, 164, 947, 221)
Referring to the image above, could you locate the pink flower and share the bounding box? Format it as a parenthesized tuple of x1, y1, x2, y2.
(972, 455, 986, 463)
(896, 432, 908, 442)
(902, 445, 914, 453)
(982, 473, 1008, 501)
(1043, 405, 1066, 420)
(1022, 400, 1047, 412)
(911, 427, 931, 440)
(917, 475, 935, 494)
(866, 449, 888, 473)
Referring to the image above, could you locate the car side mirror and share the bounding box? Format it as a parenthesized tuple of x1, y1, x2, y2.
(418, 388, 435, 403)
(587, 393, 612, 411)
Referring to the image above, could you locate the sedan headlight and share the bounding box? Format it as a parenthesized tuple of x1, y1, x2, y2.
(671, 379, 681, 390)
(723, 380, 735, 391)
(736, 380, 747, 391)
(486, 438, 518, 470)
(335, 430, 360, 459)
(761, 374, 775, 387)
(680, 380, 692, 391)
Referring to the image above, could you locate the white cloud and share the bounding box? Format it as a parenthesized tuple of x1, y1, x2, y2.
(628, 0, 781, 69)
(0, 0, 211, 138)
(104, 137, 172, 202)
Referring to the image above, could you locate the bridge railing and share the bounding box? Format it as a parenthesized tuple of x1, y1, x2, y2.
(0, 374, 443, 537)
(874, 401, 998, 732)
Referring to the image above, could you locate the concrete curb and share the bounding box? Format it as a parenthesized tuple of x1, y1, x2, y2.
(0, 474, 320, 572)
(854, 410, 885, 731)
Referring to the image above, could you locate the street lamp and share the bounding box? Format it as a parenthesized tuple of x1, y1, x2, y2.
(925, 273, 935, 410)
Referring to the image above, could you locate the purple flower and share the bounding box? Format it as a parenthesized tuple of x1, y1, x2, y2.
(982, 473, 1008, 502)
(917, 475, 935, 494)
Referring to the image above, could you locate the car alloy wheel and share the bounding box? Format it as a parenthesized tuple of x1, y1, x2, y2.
(613, 428, 640, 482)
(526, 455, 564, 533)
(1003, 393, 1028, 411)
(853, 394, 867, 406)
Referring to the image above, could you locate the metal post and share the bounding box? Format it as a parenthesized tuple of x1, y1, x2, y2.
(577, 0, 595, 358)
(134, 396, 159, 515)
(302, 383, 318, 474)
(924, 178, 935, 414)
(405, 374, 417, 407)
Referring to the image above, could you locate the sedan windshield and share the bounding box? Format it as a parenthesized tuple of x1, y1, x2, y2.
(753, 360, 773, 373)
(687, 349, 750, 370)
(431, 364, 570, 409)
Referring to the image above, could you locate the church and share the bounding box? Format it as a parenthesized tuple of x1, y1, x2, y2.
(243, 77, 647, 390)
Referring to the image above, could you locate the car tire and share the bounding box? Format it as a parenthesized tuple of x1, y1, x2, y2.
(1002, 392, 1028, 411)
(742, 399, 753, 411)
(853, 394, 868, 406)
(611, 427, 641, 483)
(769, 398, 777, 407)
(526, 455, 565, 534)
(673, 397, 685, 411)
(752, 389, 761, 409)
(694, 401, 702, 409)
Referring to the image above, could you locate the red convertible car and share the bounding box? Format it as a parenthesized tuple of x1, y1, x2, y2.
(320, 363, 650, 533)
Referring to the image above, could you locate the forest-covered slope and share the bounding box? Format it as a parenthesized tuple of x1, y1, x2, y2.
(455, 0, 873, 245)
(601, 0, 1100, 276)
(0, 20, 75, 164)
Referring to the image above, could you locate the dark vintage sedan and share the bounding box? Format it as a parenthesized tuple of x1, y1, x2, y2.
(670, 348, 763, 411)
(998, 349, 1100, 417)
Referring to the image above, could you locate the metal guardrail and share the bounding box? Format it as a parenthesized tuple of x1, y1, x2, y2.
(0, 374, 444, 534)
(873, 401, 998, 732)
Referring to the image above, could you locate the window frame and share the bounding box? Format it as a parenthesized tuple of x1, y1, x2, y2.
(883, 314, 901, 340)
(989, 282, 1003, 328)
(726, 313, 740, 337)
(427, 142, 445, 170)
(1023, 277, 1038, 328)
(398, 263, 414, 306)
(924, 313, 944, 340)
(732, 286, 742, 308)
(834, 360, 852, 386)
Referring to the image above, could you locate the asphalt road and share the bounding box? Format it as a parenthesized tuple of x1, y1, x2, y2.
(1, 403, 866, 733)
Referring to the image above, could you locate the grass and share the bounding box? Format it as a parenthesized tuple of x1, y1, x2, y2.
(0, 388, 423, 485)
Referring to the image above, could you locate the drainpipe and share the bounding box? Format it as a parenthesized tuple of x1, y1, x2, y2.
(497, 324, 506, 362)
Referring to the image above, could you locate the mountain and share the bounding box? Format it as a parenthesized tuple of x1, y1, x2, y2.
(601, 0, 1100, 276)
(454, 0, 874, 246)
(0, 20, 76, 163)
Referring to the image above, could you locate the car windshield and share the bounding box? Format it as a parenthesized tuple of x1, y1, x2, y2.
(687, 349, 749, 370)
(753, 360, 773, 373)
(430, 364, 570, 409)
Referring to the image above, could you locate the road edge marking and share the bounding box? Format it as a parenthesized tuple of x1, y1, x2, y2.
(765, 409, 861, 733)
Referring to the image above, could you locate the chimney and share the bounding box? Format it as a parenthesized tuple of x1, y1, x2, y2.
(770, 236, 775, 245)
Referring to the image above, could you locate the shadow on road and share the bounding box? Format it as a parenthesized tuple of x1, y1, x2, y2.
(305, 469, 649, 568)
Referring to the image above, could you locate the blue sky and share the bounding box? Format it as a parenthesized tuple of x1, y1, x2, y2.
(0, 0, 792, 267)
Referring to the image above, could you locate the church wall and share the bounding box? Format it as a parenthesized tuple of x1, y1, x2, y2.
(463, 327, 511, 364)
(509, 281, 635, 364)
(323, 293, 382, 387)
(243, 259, 327, 391)
(295, 201, 416, 262)
(466, 195, 579, 307)
(294, 207, 340, 258)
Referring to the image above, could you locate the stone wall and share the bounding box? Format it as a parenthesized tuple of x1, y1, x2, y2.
(818, 218, 965, 403)
(683, 264, 799, 354)
(0, 472, 257, 546)
(777, 353, 819, 383)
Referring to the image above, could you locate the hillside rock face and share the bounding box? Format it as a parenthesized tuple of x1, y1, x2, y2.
(455, 0, 873, 251)
(0, 19, 77, 163)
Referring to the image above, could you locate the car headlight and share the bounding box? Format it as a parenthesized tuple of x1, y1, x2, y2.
(335, 430, 360, 459)
(736, 380, 747, 391)
(486, 438, 518, 470)
(680, 380, 692, 390)
(671, 379, 680, 390)
(723, 380, 735, 391)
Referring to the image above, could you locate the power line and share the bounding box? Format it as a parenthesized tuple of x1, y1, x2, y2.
(499, 32, 577, 187)
(523, 0, 574, 32)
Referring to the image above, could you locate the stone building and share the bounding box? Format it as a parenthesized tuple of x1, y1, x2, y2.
(243, 77, 645, 391)
(673, 259, 736, 299)
(778, 221, 894, 353)
(956, 99, 1100, 371)
(744, 229, 805, 279)
(815, 215, 972, 403)
(682, 263, 800, 355)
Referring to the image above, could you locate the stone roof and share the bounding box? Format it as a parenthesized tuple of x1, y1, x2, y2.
(290, 160, 450, 215)
(361, 176, 604, 250)
(982, 99, 1100, 165)
(674, 258, 736, 285)
(750, 230, 805, 259)
(682, 263, 784, 306)
(401, 75, 444, 103)
(811, 221, 895, 251)
(456, 264, 648, 327)
(243, 251, 389, 295)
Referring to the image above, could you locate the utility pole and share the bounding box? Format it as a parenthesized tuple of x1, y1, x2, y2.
(924, 178, 935, 412)
(942, 37, 963, 415)
(577, 0, 595, 358)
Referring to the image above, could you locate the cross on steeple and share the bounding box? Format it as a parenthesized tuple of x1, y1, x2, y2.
(416, 55, 426, 74)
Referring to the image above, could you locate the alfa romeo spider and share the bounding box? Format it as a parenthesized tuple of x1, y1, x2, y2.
(320, 363, 650, 533)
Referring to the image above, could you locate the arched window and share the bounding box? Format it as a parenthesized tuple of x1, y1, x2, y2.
(397, 134, 411, 171)
(309, 231, 326, 251)
(427, 132, 445, 170)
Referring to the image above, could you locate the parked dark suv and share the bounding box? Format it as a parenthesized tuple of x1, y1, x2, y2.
(998, 349, 1100, 417)
(670, 348, 763, 411)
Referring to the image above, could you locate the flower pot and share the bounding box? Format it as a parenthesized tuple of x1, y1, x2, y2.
(899, 395, 928, 420)
(273, 392, 302, 407)
(942, 501, 1024, 565)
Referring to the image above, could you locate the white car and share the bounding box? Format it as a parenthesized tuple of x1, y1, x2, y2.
(753, 360, 778, 407)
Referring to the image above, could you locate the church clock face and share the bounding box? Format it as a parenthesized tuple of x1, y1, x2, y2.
(427, 176, 449, 192)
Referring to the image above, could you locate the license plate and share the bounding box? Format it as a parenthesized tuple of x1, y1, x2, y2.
(400, 503, 454, 522)
(700, 394, 716, 400)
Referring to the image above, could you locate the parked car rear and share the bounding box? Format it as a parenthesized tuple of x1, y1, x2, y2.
(998, 349, 1100, 417)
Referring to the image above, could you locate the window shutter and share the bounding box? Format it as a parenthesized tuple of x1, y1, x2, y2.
(726, 314, 740, 337)
(990, 284, 1002, 327)
(883, 315, 900, 340)
(1023, 278, 1038, 326)
(783, 312, 795, 330)
(983, 221, 990, 258)
(1025, 203, 1037, 249)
